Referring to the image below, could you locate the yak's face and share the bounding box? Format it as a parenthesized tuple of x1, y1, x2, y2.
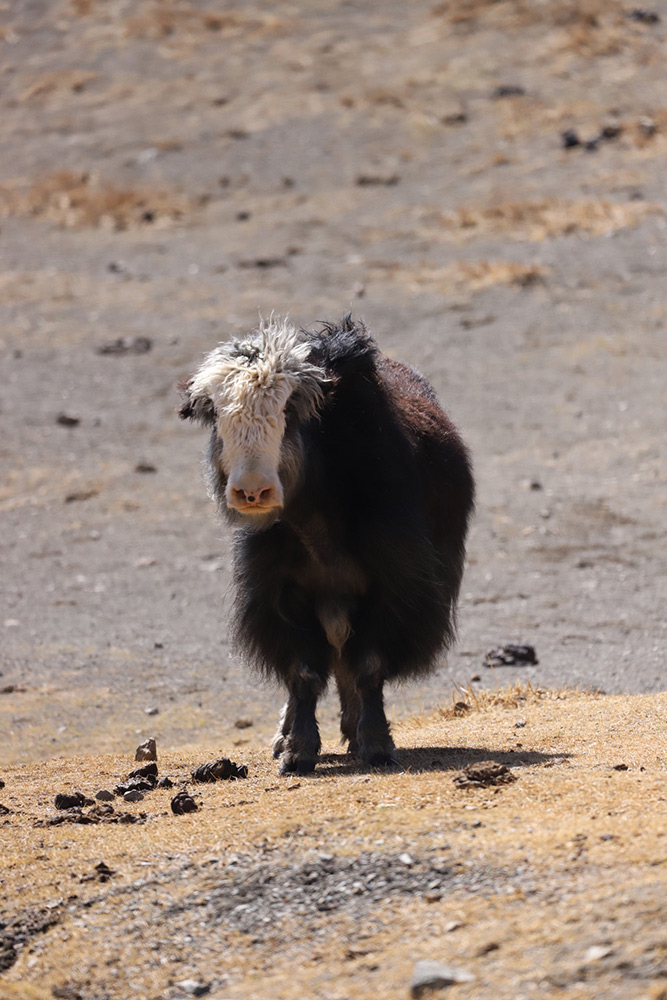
(179, 319, 329, 529)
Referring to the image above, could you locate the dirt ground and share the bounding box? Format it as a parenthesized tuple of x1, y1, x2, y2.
(1, 687, 666, 999)
(0, 1, 666, 996)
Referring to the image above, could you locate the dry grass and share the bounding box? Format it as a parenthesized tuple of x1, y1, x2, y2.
(124, 2, 283, 41)
(1, 688, 666, 999)
(433, 679, 569, 720)
(376, 259, 549, 294)
(441, 197, 662, 241)
(18, 70, 98, 103)
(0, 171, 193, 231)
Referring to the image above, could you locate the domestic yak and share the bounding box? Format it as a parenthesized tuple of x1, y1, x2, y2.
(179, 315, 474, 774)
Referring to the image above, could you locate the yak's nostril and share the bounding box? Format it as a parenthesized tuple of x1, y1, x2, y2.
(229, 484, 280, 510)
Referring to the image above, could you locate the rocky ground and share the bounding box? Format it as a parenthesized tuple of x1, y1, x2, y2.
(0, 2, 666, 996)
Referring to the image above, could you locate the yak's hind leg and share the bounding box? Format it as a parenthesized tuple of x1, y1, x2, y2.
(333, 663, 361, 754)
(277, 665, 326, 775)
(357, 657, 398, 767)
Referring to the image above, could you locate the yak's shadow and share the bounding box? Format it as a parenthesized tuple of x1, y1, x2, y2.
(316, 745, 571, 776)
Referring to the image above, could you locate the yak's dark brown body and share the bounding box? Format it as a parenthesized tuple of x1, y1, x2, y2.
(180, 317, 475, 773)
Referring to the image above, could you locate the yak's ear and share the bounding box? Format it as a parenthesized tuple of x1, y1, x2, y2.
(176, 377, 216, 426)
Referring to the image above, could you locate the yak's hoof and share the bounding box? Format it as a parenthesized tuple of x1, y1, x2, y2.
(279, 754, 317, 776)
(359, 740, 399, 767)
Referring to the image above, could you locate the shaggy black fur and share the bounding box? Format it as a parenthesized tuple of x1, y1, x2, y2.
(179, 317, 475, 773)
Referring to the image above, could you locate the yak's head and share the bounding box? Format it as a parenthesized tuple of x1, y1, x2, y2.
(179, 318, 330, 528)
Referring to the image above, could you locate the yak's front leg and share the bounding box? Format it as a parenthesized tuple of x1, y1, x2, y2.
(277, 665, 326, 775)
(271, 699, 295, 759)
(357, 659, 398, 767)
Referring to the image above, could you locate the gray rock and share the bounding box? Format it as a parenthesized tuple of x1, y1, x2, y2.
(135, 737, 157, 761)
(410, 960, 474, 997)
(123, 789, 144, 802)
(95, 789, 115, 801)
(176, 980, 211, 997)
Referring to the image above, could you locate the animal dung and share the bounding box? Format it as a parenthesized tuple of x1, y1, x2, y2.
(484, 643, 538, 667)
(115, 761, 159, 796)
(453, 760, 517, 789)
(134, 737, 157, 762)
(37, 803, 146, 826)
(191, 757, 248, 783)
(54, 791, 93, 810)
(171, 790, 198, 814)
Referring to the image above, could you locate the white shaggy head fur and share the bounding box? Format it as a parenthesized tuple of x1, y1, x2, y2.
(187, 317, 328, 516)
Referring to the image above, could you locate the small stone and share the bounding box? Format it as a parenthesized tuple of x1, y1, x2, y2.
(514, 719, 527, 728)
(492, 84, 525, 98)
(56, 413, 80, 427)
(561, 128, 581, 149)
(613, 763, 628, 771)
(176, 981, 211, 997)
(95, 789, 115, 801)
(157, 776, 174, 789)
(145, 706, 159, 716)
(135, 738, 157, 762)
(399, 852, 415, 866)
(638, 116, 657, 138)
(134, 462, 157, 473)
(97, 336, 152, 356)
(584, 945, 613, 962)
(0, 803, 11, 816)
(410, 960, 474, 997)
(445, 920, 462, 932)
(234, 718, 253, 729)
(123, 789, 144, 802)
(628, 8, 660, 23)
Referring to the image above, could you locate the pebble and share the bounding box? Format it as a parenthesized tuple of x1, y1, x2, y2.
(410, 960, 474, 997)
(584, 945, 613, 962)
(123, 789, 144, 802)
(95, 789, 115, 801)
(135, 737, 157, 762)
(176, 980, 211, 997)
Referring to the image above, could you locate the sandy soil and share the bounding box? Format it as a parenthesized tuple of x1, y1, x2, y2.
(1, 687, 666, 999)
